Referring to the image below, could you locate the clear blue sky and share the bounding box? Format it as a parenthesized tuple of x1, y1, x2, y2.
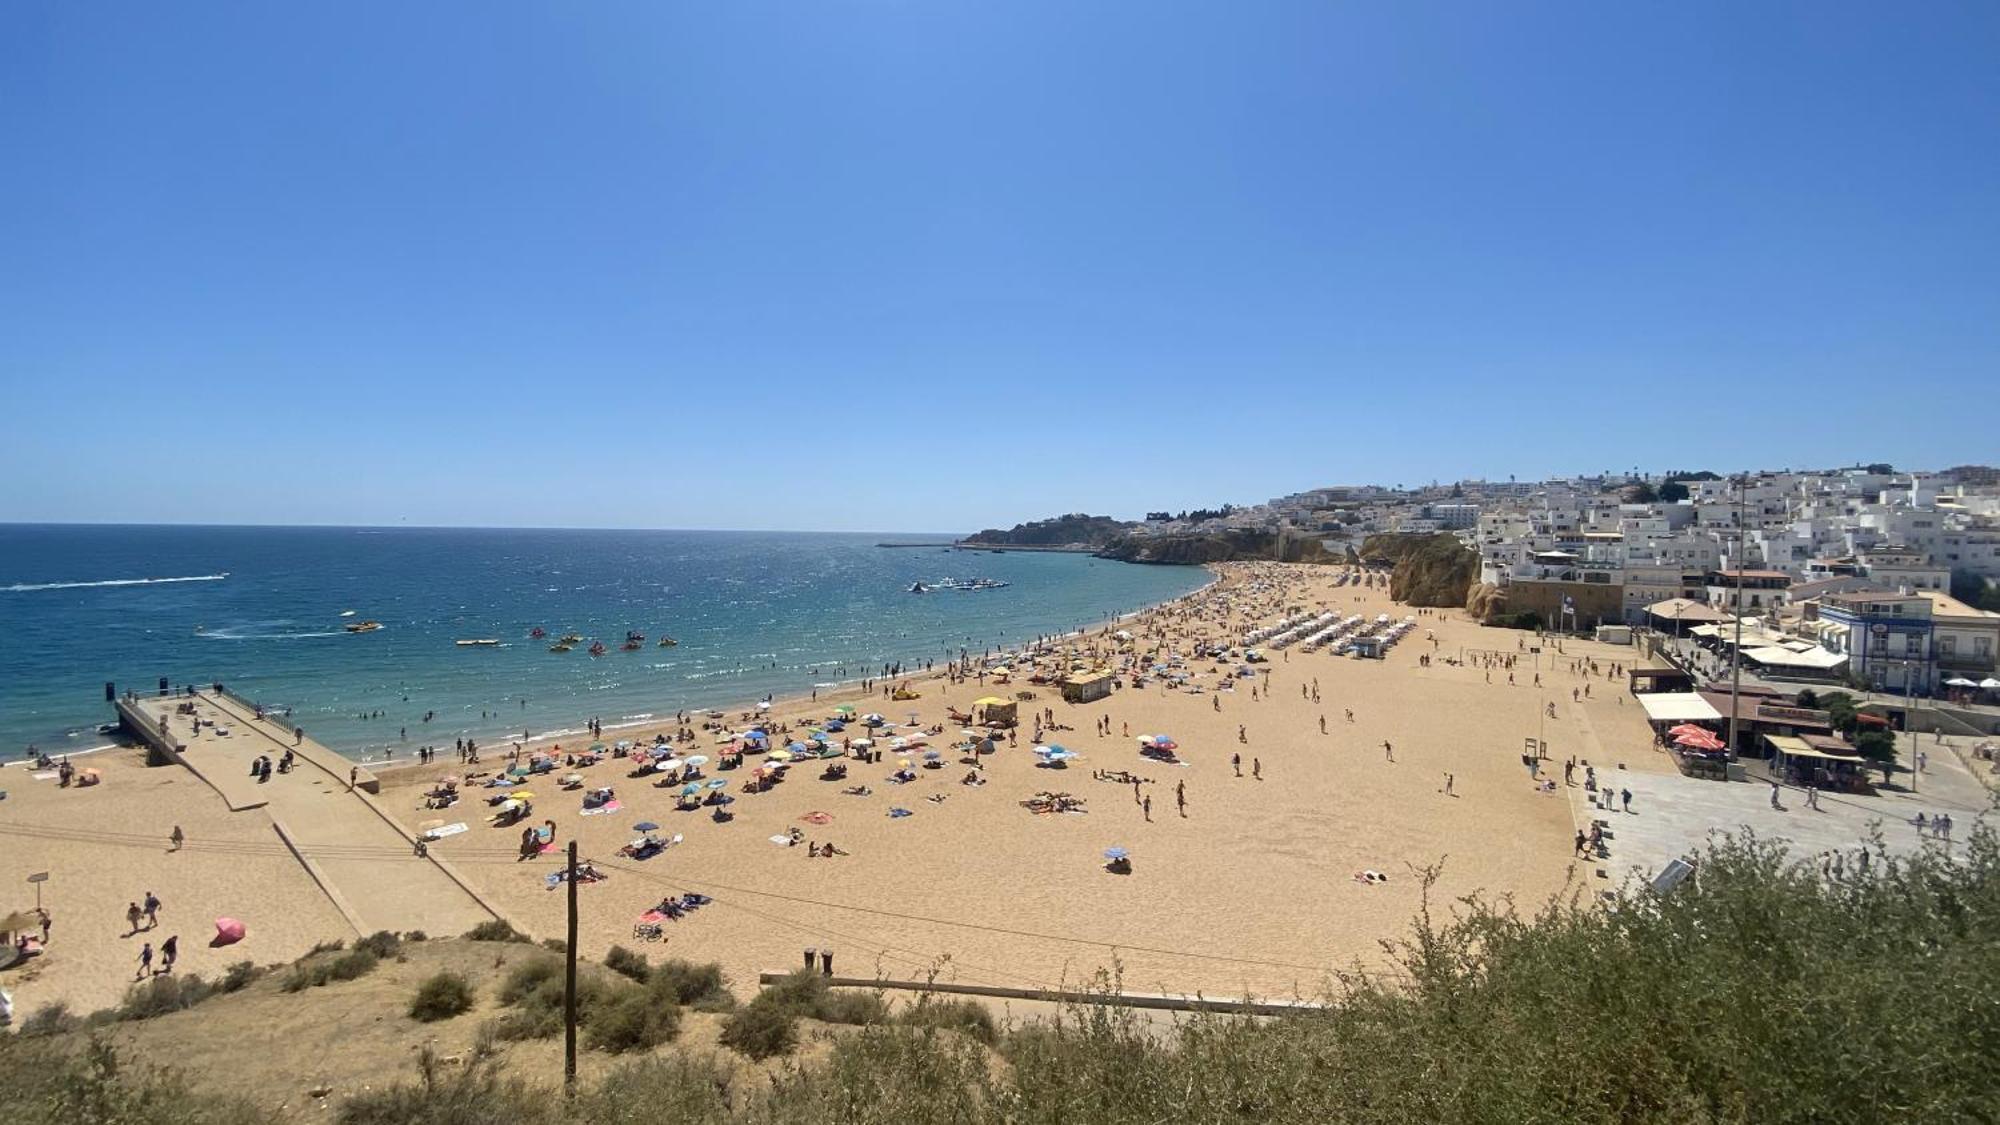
(4, 3, 1996, 531)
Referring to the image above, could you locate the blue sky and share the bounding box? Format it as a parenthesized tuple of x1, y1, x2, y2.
(4, 2, 1996, 531)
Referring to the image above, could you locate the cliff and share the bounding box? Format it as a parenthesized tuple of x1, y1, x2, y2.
(1359, 532, 1479, 607)
(1095, 529, 1340, 565)
(964, 513, 1133, 549)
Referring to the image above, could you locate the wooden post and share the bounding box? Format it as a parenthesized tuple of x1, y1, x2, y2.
(564, 840, 578, 1095)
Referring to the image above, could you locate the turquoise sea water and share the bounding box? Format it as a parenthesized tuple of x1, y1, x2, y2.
(1, 526, 1207, 760)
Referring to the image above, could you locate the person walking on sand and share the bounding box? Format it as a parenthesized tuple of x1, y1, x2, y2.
(1620, 788, 1632, 813)
(1231, 753, 1242, 777)
(349, 766, 358, 791)
(143, 892, 160, 929)
(1176, 780, 1186, 817)
(137, 942, 153, 979)
(1142, 795, 1152, 822)
(1237, 725, 1247, 744)
(125, 901, 143, 936)
(160, 935, 178, 973)
(1574, 829, 1588, 857)
(1252, 757, 1261, 780)
(1383, 741, 1394, 762)
(1319, 715, 1327, 734)
(1442, 772, 1454, 796)
(169, 825, 184, 851)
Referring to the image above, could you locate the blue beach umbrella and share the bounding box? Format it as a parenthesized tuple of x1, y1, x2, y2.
(1104, 847, 1128, 860)
(706, 778, 729, 790)
(680, 783, 701, 797)
(632, 821, 661, 832)
(787, 741, 809, 754)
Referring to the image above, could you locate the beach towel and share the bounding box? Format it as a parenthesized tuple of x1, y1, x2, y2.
(539, 842, 559, 854)
(768, 834, 796, 846)
(30, 771, 58, 782)
(423, 822, 468, 840)
(580, 800, 622, 816)
(887, 807, 913, 818)
(637, 910, 667, 924)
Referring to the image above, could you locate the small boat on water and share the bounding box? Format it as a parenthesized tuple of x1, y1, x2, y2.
(909, 582, 928, 593)
(456, 638, 500, 647)
(588, 641, 608, 656)
(559, 633, 583, 644)
(626, 630, 646, 643)
(549, 642, 574, 653)
(621, 640, 642, 651)
(529, 627, 547, 639)
(658, 636, 677, 647)
(345, 621, 382, 633)
(339, 610, 356, 617)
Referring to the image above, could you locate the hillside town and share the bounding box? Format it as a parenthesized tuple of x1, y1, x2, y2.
(1002, 466, 2000, 700)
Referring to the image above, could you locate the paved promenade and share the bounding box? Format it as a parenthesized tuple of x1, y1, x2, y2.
(125, 690, 498, 937)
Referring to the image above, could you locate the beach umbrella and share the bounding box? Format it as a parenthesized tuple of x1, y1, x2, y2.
(922, 750, 942, 760)
(506, 765, 530, 777)
(714, 732, 737, 744)
(706, 778, 729, 790)
(899, 758, 913, 769)
(680, 783, 701, 796)
(614, 740, 633, 751)
(684, 755, 710, 767)
(863, 713, 885, 725)
(440, 775, 461, 786)
(825, 720, 845, 731)
(1944, 676, 1978, 688)
(632, 821, 661, 832)
(834, 705, 856, 715)
(1103, 847, 1128, 861)
(1983, 678, 2000, 690)
(651, 761, 678, 773)
(891, 737, 909, 749)
(588, 743, 606, 754)
(510, 790, 535, 801)
(657, 758, 685, 770)
(213, 917, 246, 945)
(851, 738, 873, 749)
(766, 750, 794, 763)
(1674, 729, 1726, 752)
(562, 772, 585, 784)
(1044, 744, 1069, 755)
(500, 798, 524, 811)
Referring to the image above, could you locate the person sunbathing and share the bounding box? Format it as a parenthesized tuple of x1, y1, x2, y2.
(841, 784, 873, 796)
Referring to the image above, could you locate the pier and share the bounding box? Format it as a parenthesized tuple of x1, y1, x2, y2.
(117, 687, 511, 938)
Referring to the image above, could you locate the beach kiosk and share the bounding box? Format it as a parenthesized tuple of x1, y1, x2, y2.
(1351, 635, 1388, 660)
(1060, 669, 1116, 705)
(973, 696, 1018, 726)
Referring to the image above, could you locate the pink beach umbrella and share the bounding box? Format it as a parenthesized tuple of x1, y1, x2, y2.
(213, 917, 246, 945)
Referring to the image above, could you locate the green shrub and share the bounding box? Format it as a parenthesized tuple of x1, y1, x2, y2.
(648, 958, 732, 1008)
(402, 930, 429, 942)
(355, 930, 402, 959)
(336, 1057, 556, 1125)
(896, 996, 998, 1044)
(217, 961, 260, 993)
(813, 988, 889, 1026)
(602, 944, 650, 983)
(306, 938, 346, 955)
(718, 996, 798, 1060)
(116, 974, 214, 1021)
(540, 938, 568, 954)
(17, 1002, 79, 1037)
(281, 949, 378, 992)
(409, 972, 475, 1022)
(497, 958, 563, 1005)
(463, 919, 527, 943)
(586, 988, 682, 1054)
(571, 1055, 733, 1123)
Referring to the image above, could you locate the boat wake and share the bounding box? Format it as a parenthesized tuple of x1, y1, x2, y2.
(200, 625, 349, 640)
(4, 573, 230, 593)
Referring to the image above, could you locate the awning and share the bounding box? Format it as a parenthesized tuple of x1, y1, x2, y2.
(1766, 734, 1860, 763)
(1638, 692, 1724, 723)
(1741, 646, 1847, 670)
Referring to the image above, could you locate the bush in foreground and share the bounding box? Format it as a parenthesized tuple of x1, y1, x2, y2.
(586, 987, 682, 1054)
(409, 972, 476, 1022)
(602, 944, 650, 983)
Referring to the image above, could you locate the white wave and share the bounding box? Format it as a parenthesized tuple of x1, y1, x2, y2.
(4, 572, 229, 593)
(201, 630, 350, 640)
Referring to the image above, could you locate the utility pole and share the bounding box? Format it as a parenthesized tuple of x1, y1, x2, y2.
(564, 840, 579, 1096)
(1727, 473, 1747, 758)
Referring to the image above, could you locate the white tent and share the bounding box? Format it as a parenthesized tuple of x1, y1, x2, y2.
(1740, 646, 1848, 671)
(1637, 693, 1724, 723)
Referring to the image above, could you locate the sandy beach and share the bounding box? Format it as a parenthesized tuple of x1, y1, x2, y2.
(3, 562, 1672, 1015)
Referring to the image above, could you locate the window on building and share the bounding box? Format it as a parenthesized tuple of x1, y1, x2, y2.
(1939, 636, 1956, 657)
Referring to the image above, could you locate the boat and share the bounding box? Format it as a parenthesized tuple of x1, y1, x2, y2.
(909, 582, 929, 593)
(529, 627, 546, 639)
(621, 640, 642, 651)
(559, 633, 583, 644)
(456, 639, 500, 647)
(549, 643, 574, 653)
(339, 610, 356, 617)
(345, 621, 382, 633)
(625, 630, 646, 643)
(588, 641, 607, 656)
(658, 636, 678, 647)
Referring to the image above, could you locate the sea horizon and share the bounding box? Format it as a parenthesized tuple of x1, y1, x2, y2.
(2, 524, 1205, 760)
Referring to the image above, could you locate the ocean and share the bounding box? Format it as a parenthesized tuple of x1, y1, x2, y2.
(0, 525, 1207, 760)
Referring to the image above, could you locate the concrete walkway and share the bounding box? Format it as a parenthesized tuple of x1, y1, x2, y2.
(1570, 731, 1993, 891)
(125, 692, 498, 937)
